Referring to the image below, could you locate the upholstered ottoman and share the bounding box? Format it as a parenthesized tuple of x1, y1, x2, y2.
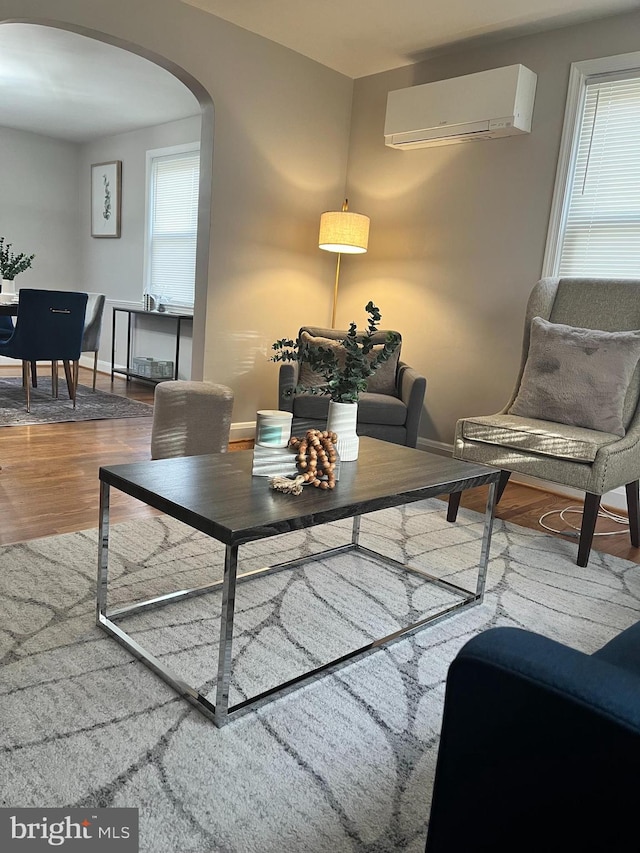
(151, 380, 234, 460)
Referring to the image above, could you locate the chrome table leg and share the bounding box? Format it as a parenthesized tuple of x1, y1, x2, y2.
(214, 544, 239, 726)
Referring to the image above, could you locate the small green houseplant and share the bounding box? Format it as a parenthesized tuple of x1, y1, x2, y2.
(0, 237, 35, 281)
(271, 301, 400, 403)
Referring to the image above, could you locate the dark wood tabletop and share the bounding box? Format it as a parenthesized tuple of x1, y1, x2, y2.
(0, 303, 18, 316)
(99, 437, 499, 547)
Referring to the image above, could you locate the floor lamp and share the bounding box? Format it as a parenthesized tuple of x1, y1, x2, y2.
(318, 199, 370, 328)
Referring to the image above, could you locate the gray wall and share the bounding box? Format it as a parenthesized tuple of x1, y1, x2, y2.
(0, 0, 354, 429)
(80, 115, 201, 305)
(80, 116, 201, 378)
(0, 118, 201, 376)
(344, 8, 640, 446)
(0, 126, 80, 290)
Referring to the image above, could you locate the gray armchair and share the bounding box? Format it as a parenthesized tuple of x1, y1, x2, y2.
(278, 325, 426, 447)
(447, 277, 640, 567)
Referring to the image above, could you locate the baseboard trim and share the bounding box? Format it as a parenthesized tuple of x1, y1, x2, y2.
(416, 437, 450, 456)
(230, 421, 257, 441)
(79, 356, 112, 375)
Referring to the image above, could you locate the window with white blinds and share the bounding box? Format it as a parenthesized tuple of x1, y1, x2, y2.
(145, 144, 200, 307)
(546, 54, 640, 278)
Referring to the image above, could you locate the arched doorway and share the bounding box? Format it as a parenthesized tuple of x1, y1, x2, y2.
(0, 20, 214, 379)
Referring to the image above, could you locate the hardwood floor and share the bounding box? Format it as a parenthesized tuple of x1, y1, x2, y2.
(0, 365, 156, 544)
(0, 363, 638, 565)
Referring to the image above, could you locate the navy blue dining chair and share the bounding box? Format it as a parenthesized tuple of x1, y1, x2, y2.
(0, 289, 88, 412)
(29, 291, 106, 392)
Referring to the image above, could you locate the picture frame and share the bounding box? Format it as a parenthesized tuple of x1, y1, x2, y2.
(91, 160, 122, 238)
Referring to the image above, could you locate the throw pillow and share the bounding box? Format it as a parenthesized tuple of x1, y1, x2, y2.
(366, 345, 401, 394)
(297, 331, 401, 395)
(298, 331, 345, 389)
(508, 316, 640, 436)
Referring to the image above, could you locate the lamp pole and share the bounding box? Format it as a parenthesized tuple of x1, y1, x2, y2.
(331, 251, 341, 329)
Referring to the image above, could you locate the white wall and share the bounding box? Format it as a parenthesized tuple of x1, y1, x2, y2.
(0, 125, 80, 290)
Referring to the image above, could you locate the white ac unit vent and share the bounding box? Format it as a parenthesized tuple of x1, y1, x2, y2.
(384, 64, 537, 150)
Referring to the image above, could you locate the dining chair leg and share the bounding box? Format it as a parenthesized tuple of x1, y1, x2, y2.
(30, 361, 38, 388)
(51, 361, 59, 398)
(92, 351, 98, 391)
(63, 361, 80, 409)
(22, 361, 31, 413)
(62, 360, 73, 397)
(71, 360, 79, 408)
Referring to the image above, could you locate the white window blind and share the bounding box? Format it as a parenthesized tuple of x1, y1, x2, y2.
(147, 147, 200, 307)
(558, 73, 640, 277)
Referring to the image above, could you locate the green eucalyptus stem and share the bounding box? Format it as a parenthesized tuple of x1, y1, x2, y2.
(0, 237, 35, 280)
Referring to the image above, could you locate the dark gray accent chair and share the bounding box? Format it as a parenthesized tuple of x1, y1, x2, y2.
(447, 277, 640, 567)
(278, 326, 427, 447)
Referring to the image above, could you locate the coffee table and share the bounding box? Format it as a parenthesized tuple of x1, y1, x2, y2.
(96, 438, 499, 726)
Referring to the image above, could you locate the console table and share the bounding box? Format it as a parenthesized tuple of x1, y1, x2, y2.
(96, 439, 499, 727)
(110, 306, 193, 384)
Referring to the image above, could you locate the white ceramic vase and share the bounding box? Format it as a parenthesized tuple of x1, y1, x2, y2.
(326, 400, 359, 462)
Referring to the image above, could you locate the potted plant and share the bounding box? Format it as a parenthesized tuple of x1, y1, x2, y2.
(0, 237, 35, 291)
(272, 301, 400, 460)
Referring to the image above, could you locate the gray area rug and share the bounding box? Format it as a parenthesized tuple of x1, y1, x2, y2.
(0, 377, 153, 425)
(2, 500, 640, 852)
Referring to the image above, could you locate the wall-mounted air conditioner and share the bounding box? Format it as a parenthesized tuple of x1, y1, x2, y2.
(384, 64, 537, 150)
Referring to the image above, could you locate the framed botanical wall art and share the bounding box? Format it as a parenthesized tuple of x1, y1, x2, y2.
(91, 160, 122, 238)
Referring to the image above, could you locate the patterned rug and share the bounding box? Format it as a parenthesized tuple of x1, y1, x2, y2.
(1, 500, 639, 852)
(0, 377, 153, 425)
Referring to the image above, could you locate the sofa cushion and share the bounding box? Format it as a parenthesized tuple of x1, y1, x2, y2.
(358, 392, 406, 425)
(508, 317, 640, 437)
(292, 392, 331, 420)
(460, 414, 619, 463)
(293, 391, 407, 426)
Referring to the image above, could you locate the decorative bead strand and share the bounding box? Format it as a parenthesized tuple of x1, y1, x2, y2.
(289, 429, 337, 489)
